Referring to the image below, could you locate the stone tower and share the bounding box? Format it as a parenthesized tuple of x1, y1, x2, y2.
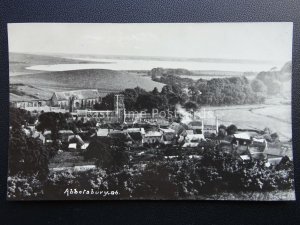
(114, 94, 125, 122)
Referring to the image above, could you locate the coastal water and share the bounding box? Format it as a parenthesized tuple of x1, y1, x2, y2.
(26, 57, 285, 73)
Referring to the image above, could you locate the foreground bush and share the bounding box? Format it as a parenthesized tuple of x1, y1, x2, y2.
(9, 107, 50, 179)
(7, 174, 44, 200)
(7, 149, 295, 200)
(9, 129, 49, 179)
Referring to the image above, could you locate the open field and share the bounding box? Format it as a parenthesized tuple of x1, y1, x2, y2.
(205, 102, 292, 141)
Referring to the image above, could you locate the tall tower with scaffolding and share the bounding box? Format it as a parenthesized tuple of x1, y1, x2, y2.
(114, 94, 125, 122)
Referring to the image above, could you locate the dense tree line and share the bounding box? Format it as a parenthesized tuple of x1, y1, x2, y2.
(193, 77, 265, 105)
(95, 85, 190, 113)
(95, 69, 269, 111)
(147, 63, 291, 106)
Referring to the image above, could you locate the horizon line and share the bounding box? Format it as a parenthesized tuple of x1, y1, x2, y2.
(9, 51, 289, 65)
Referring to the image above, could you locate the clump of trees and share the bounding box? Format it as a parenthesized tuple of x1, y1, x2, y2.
(262, 127, 280, 142)
(226, 124, 238, 135)
(95, 71, 272, 113)
(36, 112, 82, 140)
(251, 78, 267, 94)
(255, 73, 282, 95)
(255, 61, 291, 95)
(9, 107, 49, 179)
(195, 77, 265, 105)
(150, 68, 268, 106)
(83, 136, 129, 172)
(95, 85, 188, 113)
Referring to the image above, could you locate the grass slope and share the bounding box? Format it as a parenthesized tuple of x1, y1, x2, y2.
(10, 69, 165, 92)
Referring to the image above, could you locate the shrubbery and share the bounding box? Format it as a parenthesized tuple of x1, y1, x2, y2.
(83, 136, 129, 171)
(9, 112, 49, 178)
(13, 148, 293, 200)
(7, 173, 44, 200)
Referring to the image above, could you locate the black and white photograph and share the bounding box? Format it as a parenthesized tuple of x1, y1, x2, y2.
(7, 22, 295, 200)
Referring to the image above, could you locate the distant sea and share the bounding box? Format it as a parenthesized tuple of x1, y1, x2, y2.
(26, 57, 286, 74)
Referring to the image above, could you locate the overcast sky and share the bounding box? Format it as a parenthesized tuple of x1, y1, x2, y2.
(8, 23, 293, 61)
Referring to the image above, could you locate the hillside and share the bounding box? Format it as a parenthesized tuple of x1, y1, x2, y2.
(9, 52, 100, 76)
(10, 83, 55, 101)
(10, 69, 165, 93)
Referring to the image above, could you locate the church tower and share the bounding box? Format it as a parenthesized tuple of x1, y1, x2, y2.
(114, 94, 125, 122)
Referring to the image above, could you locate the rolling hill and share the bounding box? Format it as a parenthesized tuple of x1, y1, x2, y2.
(10, 69, 165, 93)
